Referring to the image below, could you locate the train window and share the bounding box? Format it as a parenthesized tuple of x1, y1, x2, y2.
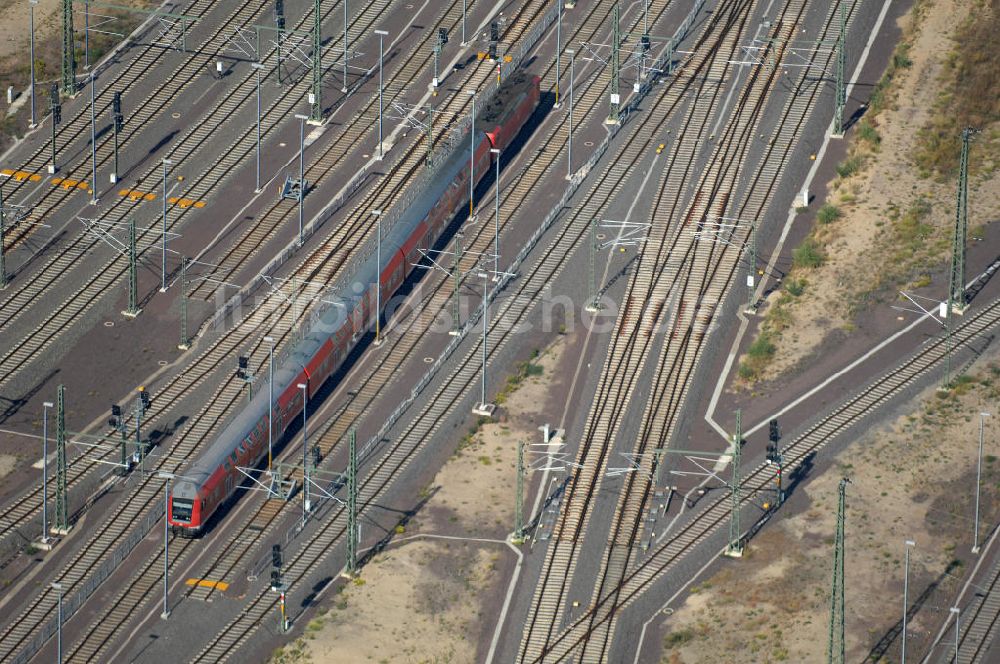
(172, 499, 194, 522)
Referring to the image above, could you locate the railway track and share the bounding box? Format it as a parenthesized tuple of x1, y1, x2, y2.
(951, 552, 1000, 663)
(561, 0, 867, 660)
(541, 288, 1000, 661)
(516, 0, 766, 656)
(180, 5, 751, 663)
(176, 0, 683, 606)
(7, 1, 560, 660)
(0, 0, 441, 539)
(0, 0, 415, 390)
(0, 0, 269, 255)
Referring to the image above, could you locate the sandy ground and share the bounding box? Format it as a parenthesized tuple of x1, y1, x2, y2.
(268, 335, 571, 663)
(754, 0, 1000, 380)
(659, 353, 1000, 663)
(0, 0, 60, 60)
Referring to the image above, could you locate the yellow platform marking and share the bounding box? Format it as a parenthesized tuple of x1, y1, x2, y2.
(118, 189, 156, 201)
(184, 578, 229, 591)
(51, 178, 89, 191)
(167, 196, 206, 209)
(1, 169, 42, 182)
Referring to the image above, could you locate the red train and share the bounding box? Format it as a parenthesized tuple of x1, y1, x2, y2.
(168, 72, 541, 535)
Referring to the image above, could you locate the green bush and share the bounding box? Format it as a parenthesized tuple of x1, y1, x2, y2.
(835, 156, 863, 178)
(785, 278, 806, 297)
(746, 334, 776, 360)
(792, 238, 825, 269)
(817, 203, 841, 224)
(858, 120, 881, 147)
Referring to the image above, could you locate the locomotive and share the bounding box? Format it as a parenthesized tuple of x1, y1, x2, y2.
(168, 72, 541, 535)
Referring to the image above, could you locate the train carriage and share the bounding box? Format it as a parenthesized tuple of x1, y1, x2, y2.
(169, 73, 540, 535)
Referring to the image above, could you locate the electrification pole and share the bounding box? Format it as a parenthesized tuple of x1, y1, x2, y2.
(253, 61, 264, 192)
(451, 232, 463, 334)
(55, 385, 68, 533)
(468, 89, 476, 215)
(372, 210, 383, 344)
(513, 440, 525, 543)
(346, 428, 358, 575)
(274, 0, 285, 85)
(746, 221, 758, 310)
(832, 1, 846, 138)
(124, 216, 139, 316)
(0, 182, 7, 289)
(566, 48, 575, 179)
(49, 84, 61, 173)
(89, 71, 97, 204)
(111, 92, 123, 184)
(554, 0, 562, 108)
(42, 400, 53, 541)
(724, 410, 744, 557)
(586, 217, 599, 312)
(607, 4, 621, 125)
(375, 30, 388, 159)
(298, 383, 310, 523)
(178, 256, 189, 347)
(310, 0, 322, 122)
(341, 0, 348, 91)
(491, 148, 500, 279)
(30, 0, 38, 127)
(827, 477, 849, 664)
(294, 114, 307, 244)
(949, 128, 973, 313)
(160, 159, 171, 291)
(265, 336, 275, 474)
(61, 0, 75, 95)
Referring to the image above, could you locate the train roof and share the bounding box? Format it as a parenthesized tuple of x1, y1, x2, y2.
(476, 70, 537, 129)
(180, 128, 488, 493)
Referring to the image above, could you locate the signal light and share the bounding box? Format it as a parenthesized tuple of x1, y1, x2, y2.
(112, 91, 122, 115)
(438, 27, 448, 45)
(490, 21, 499, 42)
(139, 387, 151, 410)
(641, 35, 650, 52)
(272, 544, 282, 568)
(768, 419, 780, 443)
(488, 43, 497, 61)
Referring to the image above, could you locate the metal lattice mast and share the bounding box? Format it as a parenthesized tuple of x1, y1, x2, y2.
(346, 428, 358, 575)
(179, 256, 189, 349)
(607, 4, 621, 124)
(126, 217, 139, 316)
(832, 1, 846, 137)
(310, 0, 322, 121)
(274, 0, 285, 86)
(949, 128, 972, 312)
(452, 233, 463, 333)
(725, 410, 744, 557)
(827, 478, 849, 663)
(61, 0, 75, 95)
(55, 385, 68, 532)
(513, 440, 525, 542)
(0, 183, 7, 289)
